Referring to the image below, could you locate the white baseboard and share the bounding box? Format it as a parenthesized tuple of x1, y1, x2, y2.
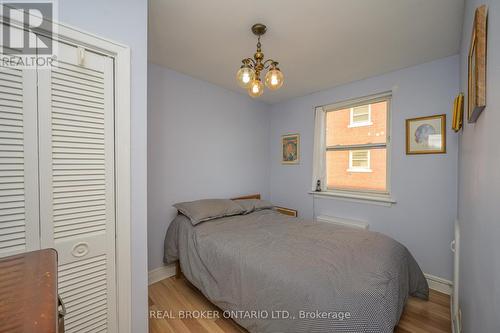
(425, 273, 453, 295)
(148, 264, 176, 285)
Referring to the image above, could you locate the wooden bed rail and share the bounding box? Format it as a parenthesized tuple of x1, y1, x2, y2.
(231, 194, 261, 200)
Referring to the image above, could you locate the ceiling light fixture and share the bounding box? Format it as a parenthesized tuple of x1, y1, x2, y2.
(236, 23, 284, 98)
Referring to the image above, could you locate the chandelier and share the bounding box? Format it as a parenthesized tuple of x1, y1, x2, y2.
(236, 23, 284, 98)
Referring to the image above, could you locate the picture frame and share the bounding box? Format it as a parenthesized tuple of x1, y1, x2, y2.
(467, 5, 487, 123)
(452, 93, 464, 132)
(406, 115, 446, 155)
(281, 134, 300, 164)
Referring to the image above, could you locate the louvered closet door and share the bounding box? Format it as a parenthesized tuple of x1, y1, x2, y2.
(0, 29, 40, 258)
(38, 42, 116, 333)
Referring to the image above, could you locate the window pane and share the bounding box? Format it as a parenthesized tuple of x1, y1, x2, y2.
(327, 148, 387, 192)
(353, 112, 369, 123)
(326, 101, 387, 146)
(350, 150, 369, 168)
(352, 105, 370, 123)
(352, 105, 369, 115)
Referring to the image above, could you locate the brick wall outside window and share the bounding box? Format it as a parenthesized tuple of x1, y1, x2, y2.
(326, 101, 387, 191)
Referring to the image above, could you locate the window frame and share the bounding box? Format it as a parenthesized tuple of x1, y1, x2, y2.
(314, 92, 393, 202)
(349, 104, 372, 128)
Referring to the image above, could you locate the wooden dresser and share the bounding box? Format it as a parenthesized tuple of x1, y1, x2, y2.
(0, 249, 64, 333)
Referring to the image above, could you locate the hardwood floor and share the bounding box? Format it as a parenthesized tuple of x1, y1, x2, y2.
(149, 277, 451, 333)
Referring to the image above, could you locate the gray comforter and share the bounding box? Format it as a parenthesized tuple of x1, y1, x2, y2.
(164, 209, 428, 333)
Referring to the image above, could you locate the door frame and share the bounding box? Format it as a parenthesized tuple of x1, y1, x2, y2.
(0, 15, 133, 333)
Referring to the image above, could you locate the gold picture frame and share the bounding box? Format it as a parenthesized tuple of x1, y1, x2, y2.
(281, 134, 300, 164)
(452, 93, 464, 132)
(467, 5, 487, 123)
(406, 115, 446, 155)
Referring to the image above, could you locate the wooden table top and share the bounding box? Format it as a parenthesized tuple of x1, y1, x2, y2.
(0, 249, 58, 333)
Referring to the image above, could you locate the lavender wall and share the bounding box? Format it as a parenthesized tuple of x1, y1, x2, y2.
(147, 64, 271, 271)
(268, 56, 460, 280)
(458, 0, 500, 331)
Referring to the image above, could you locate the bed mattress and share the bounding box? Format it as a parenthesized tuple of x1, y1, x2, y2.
(164, 209, 428, 332)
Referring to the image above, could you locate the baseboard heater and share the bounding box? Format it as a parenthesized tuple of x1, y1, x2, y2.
(315, 215, 369, 230)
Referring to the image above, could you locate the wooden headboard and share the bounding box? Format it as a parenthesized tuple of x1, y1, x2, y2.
(231, 194, 261, 200)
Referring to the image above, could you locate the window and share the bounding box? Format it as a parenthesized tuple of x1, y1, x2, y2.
(348, 150, 371, 172)
(312, 93, 391, 200)
(349, 105, 372, 127)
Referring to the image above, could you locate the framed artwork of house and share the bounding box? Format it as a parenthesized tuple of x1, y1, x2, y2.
(406, 115, 446, 154)
(282, 134, 300, 164)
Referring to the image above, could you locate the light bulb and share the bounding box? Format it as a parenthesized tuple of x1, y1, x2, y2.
(265, 68, 284, 90)
(248, 79, 264, 98)
(236, 66, 255, 88)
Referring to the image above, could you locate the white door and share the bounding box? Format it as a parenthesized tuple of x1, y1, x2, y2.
(0, 25, 40, 258)
(37, 41, 117, 333)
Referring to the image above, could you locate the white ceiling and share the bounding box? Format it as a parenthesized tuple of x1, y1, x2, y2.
(149, 0, 464, 104)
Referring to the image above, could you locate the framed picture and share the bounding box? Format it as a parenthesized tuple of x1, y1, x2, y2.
(406, 115, 446, 155)
(467, 5, 487, 123)
(452, 93, 464, 132)
(282, 134, 300, 164)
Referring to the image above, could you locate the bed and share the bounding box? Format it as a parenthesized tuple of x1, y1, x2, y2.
(164, 195, 428, 333)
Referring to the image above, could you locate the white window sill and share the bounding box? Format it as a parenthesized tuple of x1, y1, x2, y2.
(309, 190, 396, 206)
(347, 168, 372, 173)
(348, 121, 373, 128)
